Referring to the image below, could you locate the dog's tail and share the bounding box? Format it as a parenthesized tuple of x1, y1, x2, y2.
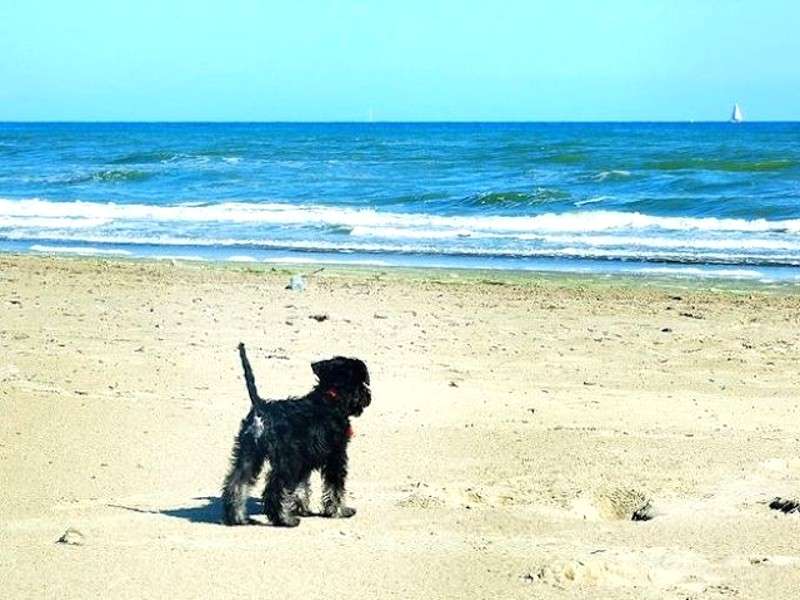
(238, 343, 260, 405)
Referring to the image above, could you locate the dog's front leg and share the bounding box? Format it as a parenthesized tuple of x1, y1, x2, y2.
(289, 472, 313, 517)
(321, 450, 356, 518)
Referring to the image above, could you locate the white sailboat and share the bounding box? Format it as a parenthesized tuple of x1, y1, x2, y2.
(730, 103, 743, 123)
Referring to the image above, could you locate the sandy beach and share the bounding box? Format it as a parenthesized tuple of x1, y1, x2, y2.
(2, 254, 800, 599)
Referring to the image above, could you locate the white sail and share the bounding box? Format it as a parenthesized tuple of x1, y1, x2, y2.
(731, 103, 743, 123)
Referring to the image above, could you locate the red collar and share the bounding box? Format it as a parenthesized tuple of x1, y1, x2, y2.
(323, 388, 353, 437)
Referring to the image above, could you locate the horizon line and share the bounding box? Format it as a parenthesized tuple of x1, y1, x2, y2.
(1, 119, 798, 125)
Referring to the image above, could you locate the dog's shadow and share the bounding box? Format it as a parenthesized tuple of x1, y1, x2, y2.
(109, 496, 258, 525)
(109, 497, 328, 525)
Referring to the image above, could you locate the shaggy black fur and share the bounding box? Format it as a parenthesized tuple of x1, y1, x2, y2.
(221, 343, 371, 527)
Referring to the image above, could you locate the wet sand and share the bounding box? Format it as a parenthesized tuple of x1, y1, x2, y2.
(2, 254, 800, 599)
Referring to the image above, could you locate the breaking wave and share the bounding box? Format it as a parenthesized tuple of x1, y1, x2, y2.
(3, 198, 800, 234)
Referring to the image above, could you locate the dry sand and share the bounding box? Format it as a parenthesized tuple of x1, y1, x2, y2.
(1, 254, 800, 599)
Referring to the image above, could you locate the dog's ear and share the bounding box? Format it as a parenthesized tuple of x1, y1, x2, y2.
(311, 358, 339, 386)
(312, 357, 367, 387)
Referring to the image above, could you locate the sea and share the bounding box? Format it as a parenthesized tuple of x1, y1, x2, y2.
(1, 122, 800, 282)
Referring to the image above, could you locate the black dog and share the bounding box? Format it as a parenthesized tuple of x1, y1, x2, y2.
(221, 343, 371, 527)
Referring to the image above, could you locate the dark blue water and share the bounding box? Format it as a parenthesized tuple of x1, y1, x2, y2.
(1, 122, 799, 280)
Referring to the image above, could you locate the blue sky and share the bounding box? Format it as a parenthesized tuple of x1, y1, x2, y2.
(1, 1, 798, 121)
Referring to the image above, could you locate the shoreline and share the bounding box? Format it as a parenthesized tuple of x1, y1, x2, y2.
(3, 250, 800, 295)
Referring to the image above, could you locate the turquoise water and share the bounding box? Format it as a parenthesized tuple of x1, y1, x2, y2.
(1, 122, 799, 280)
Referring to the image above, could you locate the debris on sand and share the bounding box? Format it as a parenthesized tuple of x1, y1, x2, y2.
(309, 313, 329, 322)
(286, 268, 325, 291)
(286, 274, 306, 291)
(56, 528, 85, 546)
(769, 497, 800, 514)
(679, 311, 704, 320)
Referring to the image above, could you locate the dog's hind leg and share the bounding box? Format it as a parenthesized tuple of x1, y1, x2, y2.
(221, 433, 265, 525)
(321, 450, 356, 519)
(263, 468, 302, 527)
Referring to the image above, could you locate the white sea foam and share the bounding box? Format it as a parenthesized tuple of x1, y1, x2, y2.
(593, 170, 631, 182)
(4, 198, 800, 268)
(7, 220, 799, 255)
(10, 234, 798, 264)
(0, 216, 111, 229)
(3, 198, 800, 235)
(341, 228, 800, 252)
(635, 267, 765, 279)
(152, 255, 208, 262)
(228, 255, 257, 262)
(29, 244, 132, 256)
(350, 226, 473, 239)
(531, 234, 800, 251)
(266, 257, 390, 266)
(574, 196, 610, 207)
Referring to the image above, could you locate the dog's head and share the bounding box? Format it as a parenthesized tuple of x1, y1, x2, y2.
(312, 357, 371, 417)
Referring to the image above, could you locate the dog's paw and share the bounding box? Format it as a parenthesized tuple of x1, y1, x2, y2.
(324, 506, 357, 519)
(339, 506, 356, 518)
(276, 516, 301, 528)
(222, 513, 249, 526)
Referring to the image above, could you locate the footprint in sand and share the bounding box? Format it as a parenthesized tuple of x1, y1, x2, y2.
(396, 482, 446, 509)
(462, 485, 525, 508)
(594, 487, 656, 521)
(0, 364, 20, 383)
(396, 492, 445, 509)
(573, 487, 656, 521)
(525, 547, 719, 594)
(529, 557, 645, 589)
(396, 483, 521, 509)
